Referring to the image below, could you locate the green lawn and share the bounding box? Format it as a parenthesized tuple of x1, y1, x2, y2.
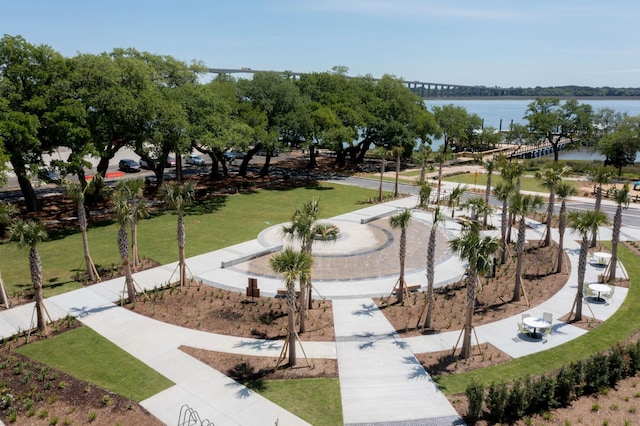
(16, 326, 173, 402)
(0, 183, 381, 297)
(259, 378, 342, 426)
(441, 173, 579, 194)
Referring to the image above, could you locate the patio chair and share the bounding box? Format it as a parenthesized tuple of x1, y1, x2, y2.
(585, 286, 596, 299)
(517, 321, 529, 336)
(543, 324, 553, 342)
(543, 312, 553, 324)
(521, 313, 530, 321)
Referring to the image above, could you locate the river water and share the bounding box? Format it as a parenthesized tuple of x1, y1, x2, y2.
(423, 99, 640, 161)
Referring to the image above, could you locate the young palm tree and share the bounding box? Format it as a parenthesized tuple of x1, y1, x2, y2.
(390, 209, 412, 303)
(510, 193, 544, 302)
(413, 144, 432, 182)
(555, 182, 578, 274)
(609, 184, 630, 282)
(270, 247, 313, 367)
(111, 190, 137, 304)
(500, 160, 525, 243)
(0, 201, 17, 234)
(463, 196, 494, 225)
(282, 198, 325, 333)
(447, 184, 468, 218)
(160, 180, 196, 287)
(63, 180, 100, 282)
(449, 222, 499, 359)
(114, 179, 147, 270)
(493, 182, 514, 265)
(434, 152, 446, 205)
(422, 207, 445, 329)
(536, 164, 572, 247)
(416, 179, 432, 209)
(589, 167, 613, 247)
(9, 219, 49, 335)
(568, 210, 607, 321)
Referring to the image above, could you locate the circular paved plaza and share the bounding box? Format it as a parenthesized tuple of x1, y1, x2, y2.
(230, 217, 451, 281)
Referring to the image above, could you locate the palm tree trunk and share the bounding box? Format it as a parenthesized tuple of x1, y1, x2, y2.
(118, 226, 136, 304)
(379, 157, 386, 202)
(591, 188, 602, 247)
(461, 270, 477, 359)
(483, 172, 492, 227)
(556, 201, 567, 274)
(425, 228, 436, 328)
(608, 205, 622, 282)
(500, 198, 508, 264)
(397, 229, 407, 303)
(30, 247, 49, 336)
(286, 282, 297, 366)
(436, 160, 444, 205)
(544, 187, 555, 247)
(513, 216, 526, 302)
(394, 151, 400, 197)
(575, 236, 589, 321)
(177, 212, 186, 287)
(131, 218, 140, 271)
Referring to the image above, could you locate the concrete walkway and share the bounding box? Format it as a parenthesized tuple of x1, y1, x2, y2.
(0, 185, 638, 425)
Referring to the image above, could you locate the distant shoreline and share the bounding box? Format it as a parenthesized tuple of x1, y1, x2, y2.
(421, 96, 640, 101)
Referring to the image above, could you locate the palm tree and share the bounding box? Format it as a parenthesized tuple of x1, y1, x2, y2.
(500, 160, 525, 243)
(9, 219, 49, 335)
(434, 152, 447, 205)
(493, 182, 514, 265)
(282, 198, 323, 333)
(447, 184, 468, 218)
(589, 167, 613, 247)
(111, 189, 137, 304)
(390, 209, 412, 303)
(422, 207, 445, 329)
(270, 247, 313, 367)
(63, 180, 100, 282)
(463, 196, 494, 225)
(609, 184, 630, 282)
(536, 164, 572, 247)
(0, 201, 17, 234)
(555, 182, 578, 274)
(510, 193, 544, 302)
(568, 210, 607, 321)
(114, 179, 147, 270)
(412, 144, 432, 182)
(160, 180, 196, 287)
(449, 222, 499, 359)
(416, 179, 432, 209)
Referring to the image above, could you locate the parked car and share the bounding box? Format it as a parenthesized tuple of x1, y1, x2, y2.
(257, 148, 279, 157)
(118, 159, 141, 173)
(139, 158, 150, 169)
(166, 156, 176, 167)
(222, 151, 247, 162)
(186, 155, 206, 166)
(37, 169, 61, 184)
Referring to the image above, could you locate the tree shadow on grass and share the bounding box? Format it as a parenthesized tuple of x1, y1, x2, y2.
(183, 195, 227, 216)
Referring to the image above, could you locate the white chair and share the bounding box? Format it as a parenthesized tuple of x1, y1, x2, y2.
(543, 324, 553, 342)
(517, 321, 529, 335)
(543, 312, 553, 324)
(522, 313, 530, 321)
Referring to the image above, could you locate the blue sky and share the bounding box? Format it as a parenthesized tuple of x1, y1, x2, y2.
(2, 0, 639, 88)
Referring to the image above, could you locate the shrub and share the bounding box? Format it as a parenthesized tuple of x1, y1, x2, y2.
(486, 381, 509, 423)
(607, 345, 625, 387)
(625, 340, 640, 376)
(465, 381, 485, 424)
(505, 378, 527, 421)
(555, 365, 576, 407)
(584, 353, 609, 394)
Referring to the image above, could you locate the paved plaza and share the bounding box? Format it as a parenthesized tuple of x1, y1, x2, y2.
(0, 183, 638, 425)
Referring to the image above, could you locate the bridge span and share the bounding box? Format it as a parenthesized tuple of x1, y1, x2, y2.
(206, 67, 517, 98)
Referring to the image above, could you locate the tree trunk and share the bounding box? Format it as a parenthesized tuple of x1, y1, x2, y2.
(17, 174, 40, 212)
(556, 201, 567, 274)
(286, 283, 297, 366)
(424, 227, 436, 328)
(575, 236, 589, 321)
(178, 212, 186, 286)
(461, 270, 477, 359)
(591, 188, 602, 247)
(436, 160, 444, 205)
(544, 186, 555, 247)
(308, 145, 317, 169)
(397, 229, 406, 303)
(483, 172, 492, 227)
(118, 226, 136, 304)
(260, 153, 272, 177)
(30, 247, 49, 336)
(608, 205, 622, 282)
(513, 217, 526, 302)
(500, 199, 508, 264)
(394, 151, 400, 197)
(78, 201, 98, 282)
(379, 157, 386, 202)
(131, 218, 140, 271)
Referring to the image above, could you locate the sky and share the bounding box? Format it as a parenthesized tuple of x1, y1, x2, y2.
(2, 0, 640, 88)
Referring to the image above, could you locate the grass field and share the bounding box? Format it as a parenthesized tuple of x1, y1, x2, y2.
(0, 183, 381, 297)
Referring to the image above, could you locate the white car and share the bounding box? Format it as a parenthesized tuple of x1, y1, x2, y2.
(186, 155, 206, 166)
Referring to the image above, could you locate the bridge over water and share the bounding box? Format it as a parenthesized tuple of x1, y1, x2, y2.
(207, 67, 519, 99)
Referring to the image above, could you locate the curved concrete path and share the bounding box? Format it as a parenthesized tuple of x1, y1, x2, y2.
(0, 187, 637, 425)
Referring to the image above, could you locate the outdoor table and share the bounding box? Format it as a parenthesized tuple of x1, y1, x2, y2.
(522, 316, 551, 339)
(592, 252, 611, 265)
(587, 283, 613, 303)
